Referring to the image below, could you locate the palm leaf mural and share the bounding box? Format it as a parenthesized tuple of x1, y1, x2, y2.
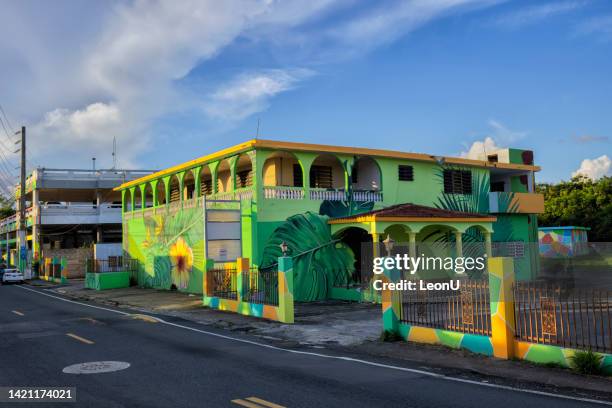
(260, 212, 355, 301)
(319, 158, 375, 218)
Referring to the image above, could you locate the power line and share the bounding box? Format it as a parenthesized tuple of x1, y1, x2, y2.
(0, 105, 14, 134)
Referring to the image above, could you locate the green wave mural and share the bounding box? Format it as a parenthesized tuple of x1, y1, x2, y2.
(260, 212, 355, 301)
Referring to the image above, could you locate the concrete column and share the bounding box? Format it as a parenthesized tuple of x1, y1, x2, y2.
(96, 190, 103, 243)
(454, 231, 463, 258)
(408, 231, 417, 259)
(371, 232, 380, 259)
(488, 257, 516, 359)
(277, 256, 294, 324)
(484, 232, 492, 257)
(32, 189, 40, 264)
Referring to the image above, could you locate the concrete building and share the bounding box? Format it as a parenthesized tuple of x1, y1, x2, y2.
(0, 168, 155, 275)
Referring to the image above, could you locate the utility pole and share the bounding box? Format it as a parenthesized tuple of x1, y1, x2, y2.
(17, 126, 26, 273)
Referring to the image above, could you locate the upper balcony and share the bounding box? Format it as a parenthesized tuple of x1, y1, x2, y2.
(488, 192, 544, 214)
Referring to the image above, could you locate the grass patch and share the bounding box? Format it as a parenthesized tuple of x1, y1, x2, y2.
(569, 350, 604, 375)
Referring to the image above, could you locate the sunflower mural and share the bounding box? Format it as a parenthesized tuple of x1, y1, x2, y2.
(169, 237, 194, 289)
(126, 206, 205, 293)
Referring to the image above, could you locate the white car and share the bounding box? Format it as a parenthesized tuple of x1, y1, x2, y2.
(1, 268, 24, 284)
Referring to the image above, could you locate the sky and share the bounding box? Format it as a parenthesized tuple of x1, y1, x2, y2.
(0, 0, 611, 196)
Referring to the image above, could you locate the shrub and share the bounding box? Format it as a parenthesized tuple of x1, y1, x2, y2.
(570, 350, 603, 375)
(380, 330, 403, 342)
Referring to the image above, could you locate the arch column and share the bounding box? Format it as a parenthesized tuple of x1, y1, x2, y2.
(484, 231, 492, 257)
(408, 231, 417, 259)
(454, 231, 463, 258)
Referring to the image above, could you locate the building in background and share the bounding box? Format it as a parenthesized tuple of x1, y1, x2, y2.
(539, 226, 590, 258)
(116, 139, 544, 299)
(0, 168, 156, 277)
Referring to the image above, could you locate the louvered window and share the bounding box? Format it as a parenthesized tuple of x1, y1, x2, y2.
(398, 165, 414, 181)
(310, 165, 333, 188)
(237, 169, 253, 188)
(443, 170, 472, 194)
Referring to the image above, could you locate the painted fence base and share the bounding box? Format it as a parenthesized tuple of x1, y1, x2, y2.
(383, 257, 612, 375)
(203, 257, 294, 324)
(85, 272, 130, 291)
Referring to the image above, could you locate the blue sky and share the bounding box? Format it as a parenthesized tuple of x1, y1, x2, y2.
(0, 0, 611, 192)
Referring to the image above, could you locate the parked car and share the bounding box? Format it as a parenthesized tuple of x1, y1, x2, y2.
(1, 268, 24, 284)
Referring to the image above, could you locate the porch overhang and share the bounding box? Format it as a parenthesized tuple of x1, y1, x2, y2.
(328, 203, 496, 235)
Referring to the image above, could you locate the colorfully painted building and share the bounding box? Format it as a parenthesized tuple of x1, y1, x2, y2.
(116, 139, 544, 299)
(538, 226, 590, 258)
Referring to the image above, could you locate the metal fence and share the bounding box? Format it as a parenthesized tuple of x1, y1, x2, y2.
(86, 257, 139, 274)
(207, 267, 238, 300)
(399, 279, 492, 336)
(514, 281, 612, 353)
(242, 266, 279, 306)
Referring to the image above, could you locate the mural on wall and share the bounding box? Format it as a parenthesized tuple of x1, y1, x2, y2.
(259, 212, 355, 302)
(125, 205, 205, 293)
(319, 158, 376, 218)
(539, 227, 589, 258)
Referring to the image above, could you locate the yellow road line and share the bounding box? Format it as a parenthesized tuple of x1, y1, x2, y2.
(129, 314, 159, 323)
(246, 397, 286, 408)
(11, 310, 24, 316)
(66, 333, 94, 345)
(231, 400, 264, 408)
(231, 397, 286, 408)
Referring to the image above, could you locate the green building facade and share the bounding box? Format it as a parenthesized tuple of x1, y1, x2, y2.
(117, 139, 544, 299)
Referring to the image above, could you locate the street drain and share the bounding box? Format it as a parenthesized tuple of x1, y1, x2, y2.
(62, 361, 130, 374)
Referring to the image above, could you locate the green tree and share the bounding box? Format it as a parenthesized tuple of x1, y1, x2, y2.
(0, 195, 15, 219)
(537, 176, 612, 242)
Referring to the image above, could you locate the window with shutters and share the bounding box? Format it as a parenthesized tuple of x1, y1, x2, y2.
(398, 165, 414, 181)
(443, 170, 472, 194)
(237, 169, 253, 188)
(310, 165, 333, 188)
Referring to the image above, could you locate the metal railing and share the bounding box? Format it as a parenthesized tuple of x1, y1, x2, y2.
(242, 266, 279, 306)
(207, 268, 238, 300)
(399, 279, 492, 336)
(514, 282, 612, 353)
(86, 257, 139, 274)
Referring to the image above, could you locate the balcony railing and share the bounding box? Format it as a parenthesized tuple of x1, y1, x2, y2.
(489, 192, 544, 214)
(352, 190, 383, 202)
(263, 186, 304, 200)
(309, 188, 345, 201)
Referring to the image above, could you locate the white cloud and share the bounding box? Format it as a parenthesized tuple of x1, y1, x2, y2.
(0, 0, 504, 170)
(493, 1, 586, 29)
(461, 119, 527, 159)
(572, 155, 611, 180)
(204, 69, 314, 120)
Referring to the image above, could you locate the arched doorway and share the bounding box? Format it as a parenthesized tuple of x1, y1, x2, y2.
(156, 180, 167, 206)
(200, 166, 213, 196)
(217, 160, 232, 193)
(144, 183, 154, 208)
(235, 154, 253, 189)
(334, 226, 372, 287)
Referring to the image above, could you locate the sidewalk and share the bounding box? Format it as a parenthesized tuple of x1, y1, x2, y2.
(41, 280, 612, 400)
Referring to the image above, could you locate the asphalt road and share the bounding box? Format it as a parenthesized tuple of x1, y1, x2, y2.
(0, 284, 608, 408)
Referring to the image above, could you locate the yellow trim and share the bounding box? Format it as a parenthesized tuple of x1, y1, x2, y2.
(329, 215, 497, 224)
(115, 138, 540, 191)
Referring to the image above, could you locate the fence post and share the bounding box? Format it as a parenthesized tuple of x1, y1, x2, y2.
(203, 259, 215, 298)
(488, 257, 516, 359)
(60, 257, 67, 284)
(277, 256, 294, 324)
(382, 266, 401, 335)
(236, 258, 249, 303)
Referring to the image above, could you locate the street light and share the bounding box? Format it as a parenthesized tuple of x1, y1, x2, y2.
(383, 235, 395, 255)
(279, 241, 288, 256)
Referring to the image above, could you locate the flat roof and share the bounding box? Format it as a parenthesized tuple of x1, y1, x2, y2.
(115, 139, 541, 191)
(539, 226, 591, 231)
